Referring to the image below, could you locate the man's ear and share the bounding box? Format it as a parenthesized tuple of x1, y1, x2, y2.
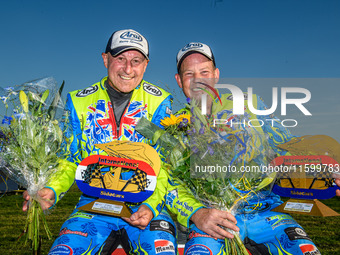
(142, 59, 149, 74)
(214, 67, 220, 82)
(102, 53, 109, 68)
(175, 73, 183, 89)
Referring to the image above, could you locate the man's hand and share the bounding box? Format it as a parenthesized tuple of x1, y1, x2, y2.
(190, 208, 239, 239)
(335, 178, 340, 197)
(22, 188, 55, 211)
(123, 204, 153, 229)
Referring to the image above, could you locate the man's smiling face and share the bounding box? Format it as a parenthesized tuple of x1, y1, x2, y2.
(175, 52, 219, 99)
(102, 49, 148, 93)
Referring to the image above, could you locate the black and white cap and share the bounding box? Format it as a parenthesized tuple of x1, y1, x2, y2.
(105, 29, 149, 59)
(176, 42, 215, 71)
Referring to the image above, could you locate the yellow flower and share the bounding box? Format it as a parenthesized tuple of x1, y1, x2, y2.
(161, 114, 191, 127)
(175, 114, 191, 124)
(161, 114, 178, 127)
(19, 90, 29, 112)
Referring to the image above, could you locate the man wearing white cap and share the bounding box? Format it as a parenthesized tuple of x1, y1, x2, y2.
(23, 29, 177, 255)
(167, 42, 340, 254)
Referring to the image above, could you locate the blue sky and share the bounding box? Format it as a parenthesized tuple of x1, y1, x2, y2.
(0, 0, 339, 139)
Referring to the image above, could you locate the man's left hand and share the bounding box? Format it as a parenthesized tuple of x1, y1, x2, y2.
(123, 204, 153, 229)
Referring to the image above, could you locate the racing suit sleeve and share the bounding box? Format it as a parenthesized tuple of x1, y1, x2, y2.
(45, 159, 77, 205)
(141, 161, 169, 217)
(165, 107, 206, 227)
(140, 95, 173, 218)
(256, 95, 295, 154)
(165, 175, 205, 228)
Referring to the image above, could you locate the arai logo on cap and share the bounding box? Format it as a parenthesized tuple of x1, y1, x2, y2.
(182, 42, 203, 52)
(120, 31, 143, 42)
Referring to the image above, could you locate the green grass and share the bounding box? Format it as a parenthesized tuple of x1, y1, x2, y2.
(0, 184, 81, 255)
(0, 185, 339, 254)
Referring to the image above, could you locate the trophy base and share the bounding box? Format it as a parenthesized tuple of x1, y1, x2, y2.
(271, 198, 340, 217)
(78, 199, 132, 218)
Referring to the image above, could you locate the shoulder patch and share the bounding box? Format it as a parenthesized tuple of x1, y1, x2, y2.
(76, 85, 99, 97)
(166, 107, 172, 115)
(226, 92, 248, 101)
(143, 83, 162, 97)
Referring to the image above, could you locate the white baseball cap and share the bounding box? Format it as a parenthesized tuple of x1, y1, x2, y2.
(176, 42, 216, 71)
(105, 29, 149, 59)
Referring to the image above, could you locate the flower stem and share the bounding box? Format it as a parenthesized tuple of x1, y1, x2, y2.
(24, 198, 52, 254)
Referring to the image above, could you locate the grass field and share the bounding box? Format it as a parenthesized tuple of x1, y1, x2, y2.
(1, 184, 339, 254)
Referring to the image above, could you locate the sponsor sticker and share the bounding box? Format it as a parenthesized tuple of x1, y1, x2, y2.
(185, 244, 212, 255)
(188, 231, 214, 240)
(120, 31, 142, 42)
(154, 240, 175, 254)
(284, 227, 312, 242)
(76, 85, 99, 97)
(182, 43, 203, 51)
(59, 227, 88, 237)
(299, 244, 321, 255)
(68, 211, 94, 220)
(284, 202, 314, 213)
(92, 202, 123, 214)
(266, 214, 296, 230)
(48, 244, 73, 255)
(226, 93, 248, 101)
(143, 83, 162, 96)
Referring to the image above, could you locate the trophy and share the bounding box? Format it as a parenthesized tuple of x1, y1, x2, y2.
(271, 135, 339, 216)
(75, 141, 160, 217)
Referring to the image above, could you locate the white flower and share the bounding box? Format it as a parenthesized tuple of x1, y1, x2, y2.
(0, 96, 7, 104)
(4, 86, 15, 91)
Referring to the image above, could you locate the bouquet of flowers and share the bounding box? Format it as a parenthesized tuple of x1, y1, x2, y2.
(0, 77, 71, 254)
(136, 98, 276, 254)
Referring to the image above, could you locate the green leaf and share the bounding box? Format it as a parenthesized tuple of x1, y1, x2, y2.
(152, 130, 165, 145)
(40, 90, 49, 103)
(48, 80, 65, 119)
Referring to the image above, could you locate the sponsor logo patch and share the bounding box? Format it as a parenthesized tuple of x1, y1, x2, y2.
(154, 240, 175, 254)
(188, 231, 215, 240)
(59, 227, 88, 237)
(299, 244, 321, 255)
(120, 31, 142, 42)
(68, 211, 94, 220)
(284, 227, 312, 242)
(143, 83, 162, 96)
(76, 85, 99, 97)
(48, 244, 73, 255)
(182, 43, 203, 52)
(266, 214, 296, 229)
(166, 106, 172, 115)
(185, 244, 212, 255)
(226, 93, 248, 101)
(150, 220, 176, 236)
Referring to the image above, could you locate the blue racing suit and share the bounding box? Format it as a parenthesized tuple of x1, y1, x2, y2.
(176, 93, 321, 255)
(47, 77, 177, 255)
